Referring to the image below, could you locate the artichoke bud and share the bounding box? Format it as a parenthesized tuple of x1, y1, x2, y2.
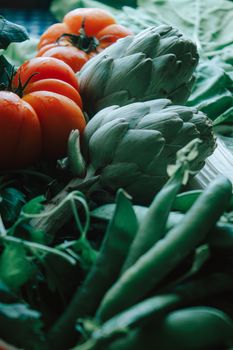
(79, 25, 199, 117)
(82, 100, 216, 204)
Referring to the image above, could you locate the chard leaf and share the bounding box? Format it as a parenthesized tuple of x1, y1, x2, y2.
(0, 243, 35, 290)
(139, 0, 233, 58)
(0, 16, 28, 49)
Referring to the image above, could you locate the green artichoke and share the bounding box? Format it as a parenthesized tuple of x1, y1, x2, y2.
(82, 99, 216, 204)
(79, 25, 199, 117)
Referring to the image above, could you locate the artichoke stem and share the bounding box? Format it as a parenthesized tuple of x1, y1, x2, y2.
(30, 168, 99, 236)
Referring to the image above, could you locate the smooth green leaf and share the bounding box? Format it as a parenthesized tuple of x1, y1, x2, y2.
(0, 243, 35, 290)
(0, 16, 28, 50)
(0, 302, 46, 349)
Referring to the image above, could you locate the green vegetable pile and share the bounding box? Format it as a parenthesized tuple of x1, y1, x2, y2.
(0, 0, 233, 349)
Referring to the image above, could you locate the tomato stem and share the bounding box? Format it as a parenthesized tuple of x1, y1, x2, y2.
(57, 19, 100, 53)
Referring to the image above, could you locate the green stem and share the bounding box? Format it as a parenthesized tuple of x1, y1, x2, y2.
(30, 171, 98, 236)
(0, 235, 76, 265)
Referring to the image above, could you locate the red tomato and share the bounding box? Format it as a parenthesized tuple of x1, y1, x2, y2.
(25, 79, 83, 109)
(37, 43, 59, 57)
(40, 46, 89, 72)
(38, 22, 72, 50)
(23, 91, 86, 159)
(63, 8, 116, 37)
(0, 91, 41, 169)
(13, 57, 79, 91)
(96, 24, 134, 49)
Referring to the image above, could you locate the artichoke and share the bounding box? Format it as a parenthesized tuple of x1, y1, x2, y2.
(79, 25, 199, 117)
(82, 99, 216, 204)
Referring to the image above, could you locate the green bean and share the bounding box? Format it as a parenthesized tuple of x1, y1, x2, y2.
(121, 165, 185, 273)
(48, 189, 138, 350)
(74, 273, 233, 350)
(96, 176, 232, 321)
(145, 306, 233, 350)
(108, 306, 233, 350)
(208, 222, 233, 251)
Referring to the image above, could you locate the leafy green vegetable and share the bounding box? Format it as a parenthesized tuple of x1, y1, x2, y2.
(187, 59, 233, 129)
(0, 243, 35, 290)
(3, 37, 39, 66)
(139, 0, 233, 58)
(0, 16, 28, 50)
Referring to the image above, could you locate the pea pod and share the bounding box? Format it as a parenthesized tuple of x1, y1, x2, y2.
(96, 176, 232, 321)
(145, 306, 233, 350)
(48, 189, 138, 350)
(121, 165, 185, 273)
(107, 307, 233, 350)
(74, 273, 233, 350)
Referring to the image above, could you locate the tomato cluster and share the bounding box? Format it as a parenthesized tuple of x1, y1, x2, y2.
(0, 57, 85, 169)
(0, 7, 133, 170)
(36, 8, 133, 72)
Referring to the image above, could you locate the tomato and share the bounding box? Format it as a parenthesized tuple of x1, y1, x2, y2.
(13, 57, 79, 91)
(25, 79, 83, 109)
(38, 22, 72, 50)
(96, 24, 134, 49)
(23, 91, 86, 159)
(0, 91, 41, 169)
(40, 46, 89, 73)
(63, 8, 116, 37)
(37, 43, 59, 57)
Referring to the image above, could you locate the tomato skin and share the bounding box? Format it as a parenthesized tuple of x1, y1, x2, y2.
(25, 79, 83, 109)
(40, 46, 89, 72)
(37, 43, 58, 57)
(38, 22, 72, 49)
(96, 24, 134, 49)
(63, 8, 116, 36)
(13, 57, 79, 91)
(0, 91, 41, 169)
(23, 91, 86, 159)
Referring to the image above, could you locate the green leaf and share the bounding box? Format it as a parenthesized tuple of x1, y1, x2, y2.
(0, 16, 28, 50)
(0, 55, 15, 89)
(0, 243, 35, 290)
(21, 195, 46, 216)
(3, 37, 39, 66)
(0, 187, 26, 224)
(139, 0, 233, 58)
(0, 302, 46, 349)
(187, 59, 233, 122)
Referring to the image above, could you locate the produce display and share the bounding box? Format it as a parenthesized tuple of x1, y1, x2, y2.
(0, 1, 233, 349)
